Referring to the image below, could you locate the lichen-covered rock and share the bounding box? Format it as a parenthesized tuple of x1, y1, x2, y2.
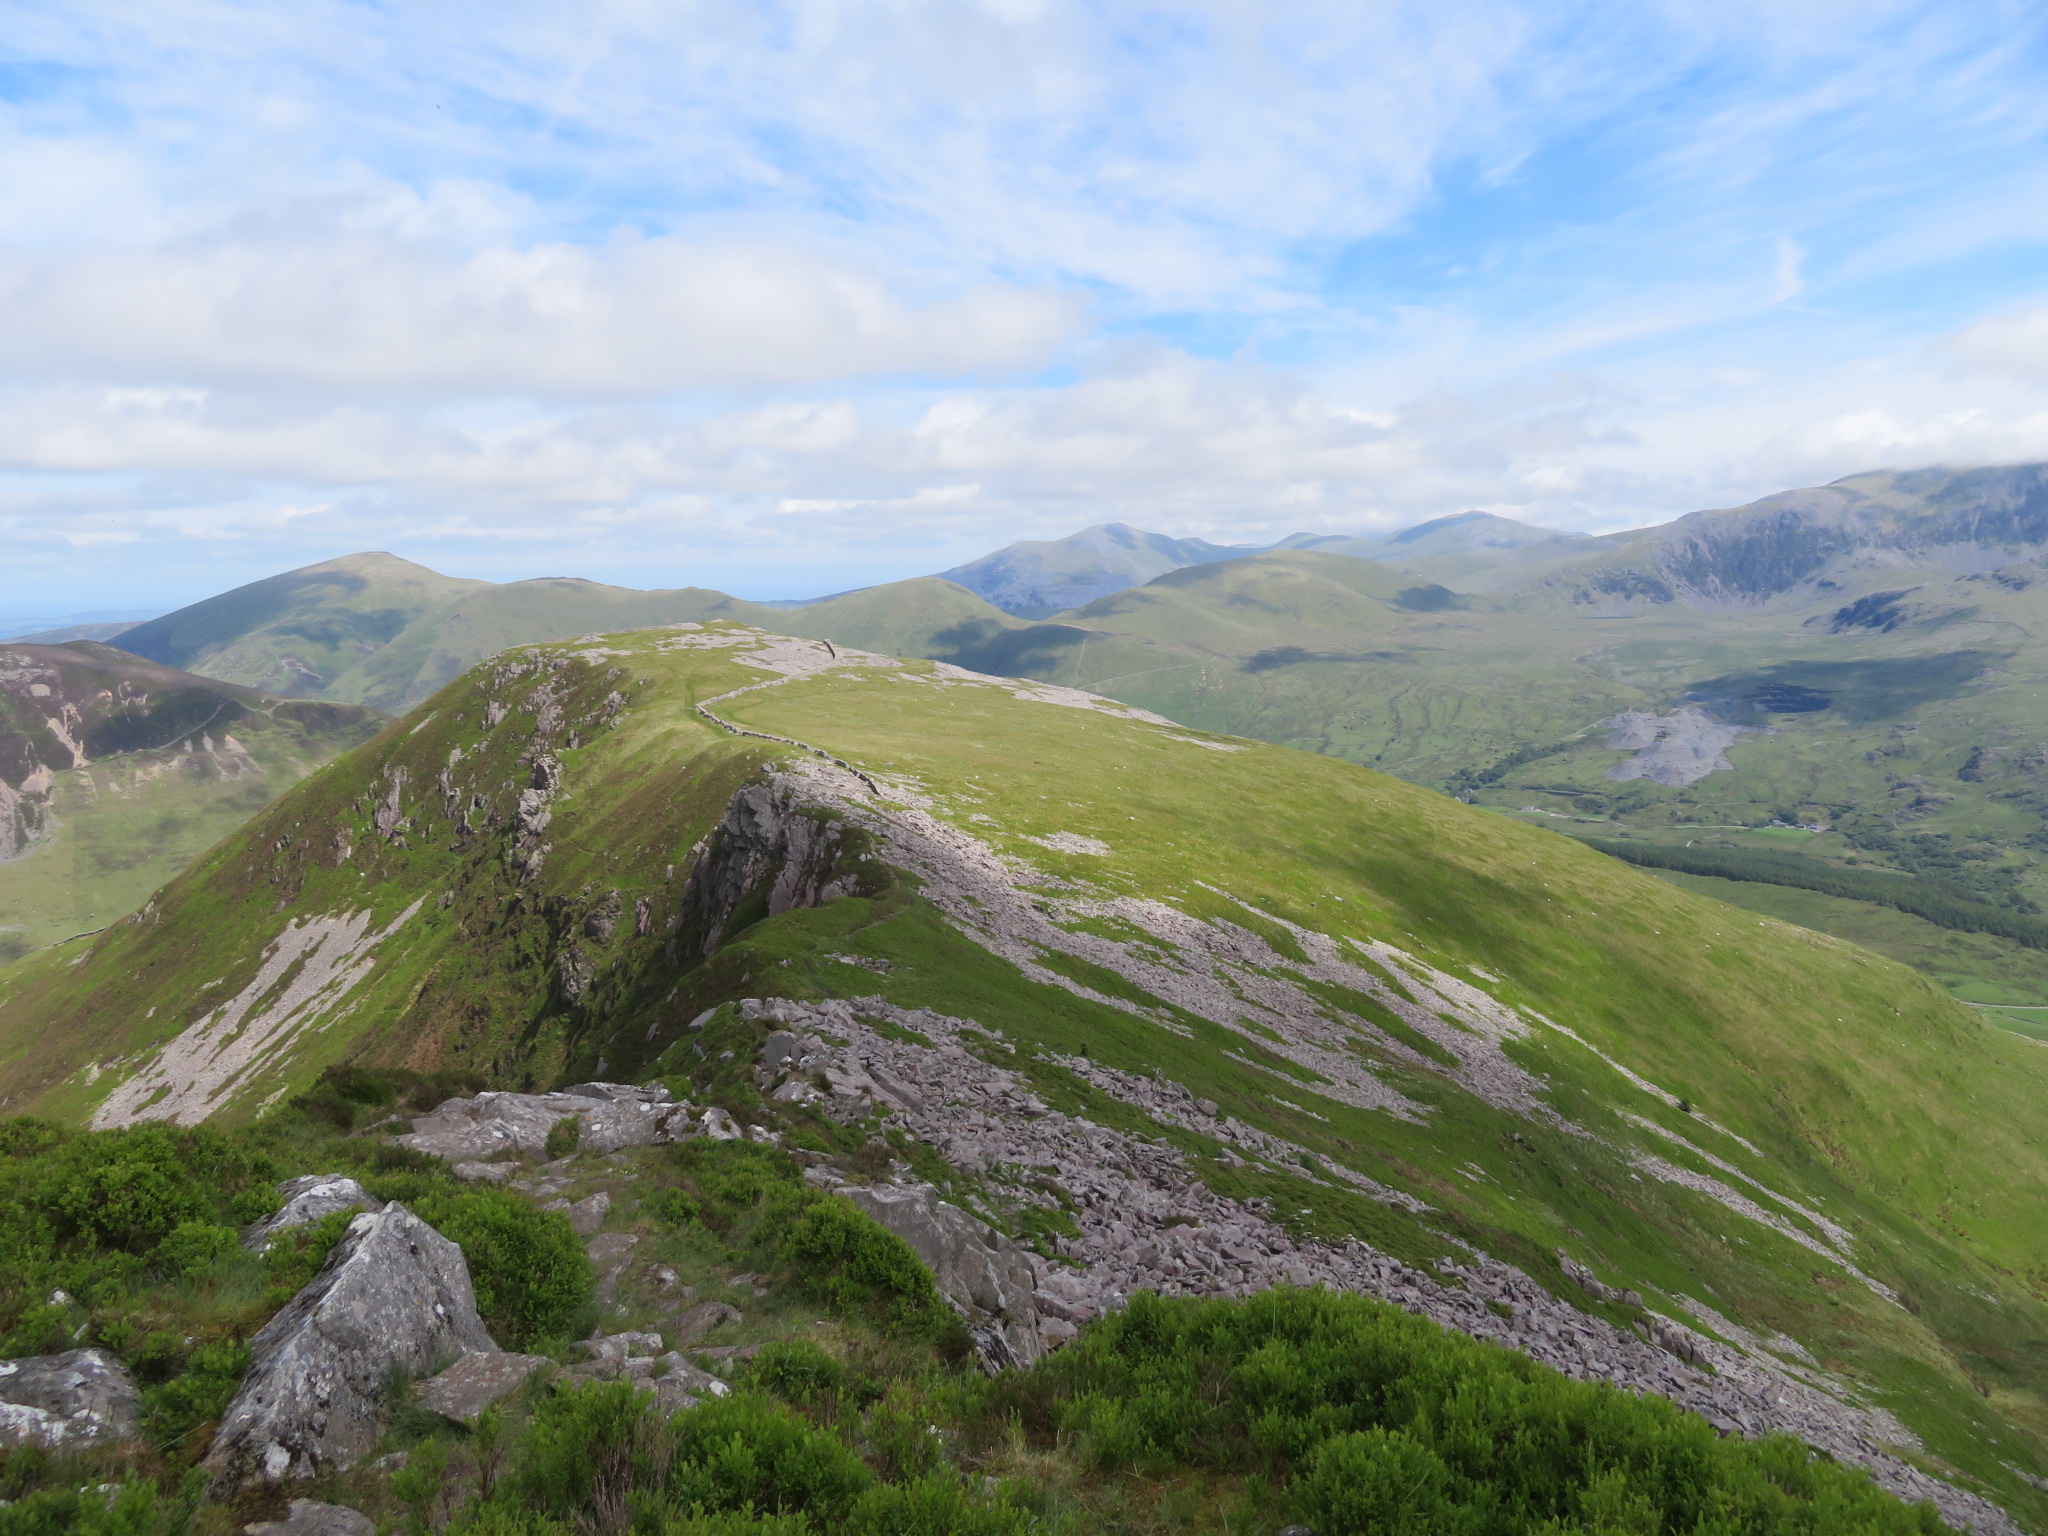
(841, 1184, 1041, 1371)
(413, 1351, 550, 1425)
(0, 1349, 140, 1448)
(205, 1204, 497, 1487)
(243, 1500, 374, 1536)
(670, 1301, 742, 1343)
(243, 1175, 384, 1254)
(396, 1084, 688, 1160)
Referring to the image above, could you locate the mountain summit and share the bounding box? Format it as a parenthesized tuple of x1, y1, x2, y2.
(935, 522, 1262, 616)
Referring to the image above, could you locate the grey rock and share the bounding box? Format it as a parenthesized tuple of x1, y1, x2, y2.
(243, 1499, 375, 1536)
(205, 1204, 497, 1487)
(841, 1184, 1041, 1371)
(762, 1031, 801, 1066)
(397, 1084, 689, 1161)
(671, 1301, 742, 1343)
(581, 1331, 665, 1362)
(699, 1107, 742, 1141)
(243, 1176, 384, 1254)
(587, 1232, 640, 1302)
(412, 1351, 550, 1424)
(548, 1192, 611, 1236)
(451, 1161, 517, 1183)
(0, 1349, 140, 1448)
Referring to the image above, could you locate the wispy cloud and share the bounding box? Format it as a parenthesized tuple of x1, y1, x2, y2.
(1, 0, 2046, 606)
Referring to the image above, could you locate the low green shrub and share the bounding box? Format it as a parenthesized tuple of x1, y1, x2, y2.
(753, 1340, 847, 1404)
(650, 1187, 703, 1230)
(259, 1207, 356, 1299)
(665, 1140, 807, 1232)
(669, 1392, 873, 1519)
(781, 1201, 947, 1338)
(1010, 1287, 1945, 1536)
(543, 1115, 582, 1161)
(845, 1472, 1035, 1536)
(143, 1340, 251, 1451)
(414, 1190, 590, 1347)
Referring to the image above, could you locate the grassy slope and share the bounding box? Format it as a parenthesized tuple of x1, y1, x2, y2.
(114, 551, 789, 714)
(0, 625, 2044, 1513)
(788, 549, 2048, 949)
(1630, 865, 2048, 1006)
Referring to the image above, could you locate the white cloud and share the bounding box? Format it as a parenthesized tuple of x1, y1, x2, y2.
(1946, 305, 2048, 385)
(0, 238, 1082, 395)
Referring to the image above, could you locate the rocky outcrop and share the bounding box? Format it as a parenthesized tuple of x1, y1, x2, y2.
(729, 992, 2019, 1536)
(243, 1500, 374, 1536)
(0, 1349, 140, 1448)
(413, 1351, 551, 1424)
(243, 1175, 384, 1254)
(396, 1083, 707, 1161)
(840, 1184, 1041, 1371)
(205, 1204, 496, 1487)
(561, 1330, 732, 1413)
(672, 780, 862, 959)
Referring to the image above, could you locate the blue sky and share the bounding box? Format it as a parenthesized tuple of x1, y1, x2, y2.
(3, 0, 2048, 615)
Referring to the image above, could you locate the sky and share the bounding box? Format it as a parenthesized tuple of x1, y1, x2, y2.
(3, 0, 2048, 615)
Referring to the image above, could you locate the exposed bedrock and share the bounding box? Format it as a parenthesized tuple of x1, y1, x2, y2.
(0, 1348, 141, 1448)
(840, 1183, 1043, 1372)
(740, 992, 2019, 1536)
(395, 1082, 733, 1162)
(204, 1204, 496, 1488)
(673, 779, 862, 958)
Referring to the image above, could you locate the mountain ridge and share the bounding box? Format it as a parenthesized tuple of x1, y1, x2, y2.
(2, 619, 2045, 1522)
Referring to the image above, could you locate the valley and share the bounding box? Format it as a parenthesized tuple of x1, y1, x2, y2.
(0, 643, 380, 962)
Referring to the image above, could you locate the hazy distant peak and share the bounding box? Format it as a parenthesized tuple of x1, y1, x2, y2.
(1380, 511, 1578, 551)
(938, 523, 1259, 617)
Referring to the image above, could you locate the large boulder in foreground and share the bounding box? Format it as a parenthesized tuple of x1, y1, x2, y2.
(842, 1184, 1042, 1370)
(0, 1349, 140, 1447)
(205, 1204, 496, 1487)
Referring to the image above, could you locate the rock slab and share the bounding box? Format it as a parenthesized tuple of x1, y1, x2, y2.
(206, 1204, 498, 1487)
(397, 1085, 688, 1161)
(0, 1349, 140, 1448)
(841, 1184, 1041, 1370)
(413, 1351, 550, 1424)
(243, 1500, 375, 1536)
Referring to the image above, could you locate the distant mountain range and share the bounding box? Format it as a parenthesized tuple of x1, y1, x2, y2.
(14, 460, 2048, 1013)
(932, 509, 1583, 614)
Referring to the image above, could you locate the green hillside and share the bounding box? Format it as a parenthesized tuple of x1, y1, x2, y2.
(115, 552, 783, 713)
(3, 623, 2047, 1523)
(0, 641, 381, 964)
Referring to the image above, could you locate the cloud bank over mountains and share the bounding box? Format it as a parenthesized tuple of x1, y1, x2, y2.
(3, 0, 2048, 606)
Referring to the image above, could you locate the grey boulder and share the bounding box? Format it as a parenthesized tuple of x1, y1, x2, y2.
(243, 1500, 375, 1536)
(0, 1349, 140, 1448)
(205, 1204, 498, 1487)
(243, 1175, 385, 1254)
(841, 1184, 1041, 1371)
(396, 1084, 687, 1161)
(413, 1351, 551, 1424)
